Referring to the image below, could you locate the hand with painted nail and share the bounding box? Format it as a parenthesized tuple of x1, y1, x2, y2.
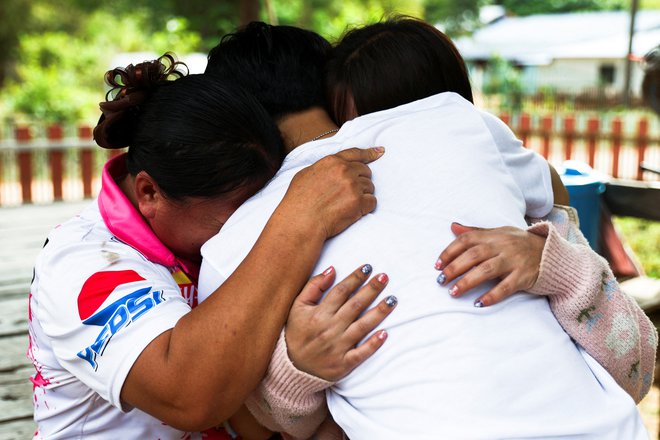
(285, 264, 396, 382)
(435, 222, 545, 307)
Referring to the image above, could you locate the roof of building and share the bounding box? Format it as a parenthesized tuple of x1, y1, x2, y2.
(455, 10, 660, 65)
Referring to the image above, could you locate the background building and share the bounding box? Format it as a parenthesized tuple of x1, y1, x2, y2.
(455, 10, 660, 98)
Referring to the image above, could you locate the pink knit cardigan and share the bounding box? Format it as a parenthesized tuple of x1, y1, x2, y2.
(245, 206, 658, 439)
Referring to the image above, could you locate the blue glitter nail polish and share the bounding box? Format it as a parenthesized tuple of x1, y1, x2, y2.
(474, 300, 484, 308)
(385, 295, 398, 307)
(361, 264, 373, 275)
(436, 271, 446, 285)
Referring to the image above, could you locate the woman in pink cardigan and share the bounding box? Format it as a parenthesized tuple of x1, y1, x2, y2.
(240, 206, 656, 440)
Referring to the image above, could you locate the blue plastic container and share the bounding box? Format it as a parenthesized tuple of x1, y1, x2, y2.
(559, 161, 605, 252)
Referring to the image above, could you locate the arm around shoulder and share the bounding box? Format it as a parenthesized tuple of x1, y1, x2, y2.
(122, 149, 381, 430)
(122, 208, 330, 430)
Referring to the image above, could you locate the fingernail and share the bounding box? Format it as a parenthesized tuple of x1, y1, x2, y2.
(449, 285, 459, 296)
(436, 271, 446, 285)
(451, 222, 464, 227)
(372, 146, 385, 154)
(361, 264, 373, 275)
(377, 330, 388, 341)
(323, 266, 334, 276)
(434, 258, 443, 270)
(474, 300, 484, 308)
(377, 273, 389, 284)
(385, 295, 398, 307)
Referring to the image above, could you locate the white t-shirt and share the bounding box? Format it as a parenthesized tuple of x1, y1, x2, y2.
(198, 93, 646, 439)
(28, 154, 228, 439)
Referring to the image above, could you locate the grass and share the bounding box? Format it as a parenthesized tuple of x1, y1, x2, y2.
(612, 216, 660, 279)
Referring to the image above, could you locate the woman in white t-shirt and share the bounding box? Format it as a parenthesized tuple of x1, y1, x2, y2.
(317, 17, 652, 439)
(197, 19, 655, 439)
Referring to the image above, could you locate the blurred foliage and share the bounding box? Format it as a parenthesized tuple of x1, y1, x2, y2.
(0, 0, 658, 123)
(0, 0, 426, 123)
(0, 0, 31, 86)
(274, 0, 423, 42)
(1, 4, 200, 123)
(498, 0, 627, 16)
(425, 0, 485, 36)
(613, 217, 660, 279)
(481, 56, 524, 111)
(7, 32, 99, 122)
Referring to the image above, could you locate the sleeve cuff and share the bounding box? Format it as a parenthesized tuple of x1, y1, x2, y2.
(246, 330, 333, 436)
(527, 221, 591, 298)
(259, 330, 334, 410)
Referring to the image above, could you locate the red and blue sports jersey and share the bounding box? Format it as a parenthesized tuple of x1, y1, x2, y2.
(28, 154, 232, 439)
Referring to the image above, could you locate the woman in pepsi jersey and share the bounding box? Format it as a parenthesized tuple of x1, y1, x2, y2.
(27, 54, 393, 439)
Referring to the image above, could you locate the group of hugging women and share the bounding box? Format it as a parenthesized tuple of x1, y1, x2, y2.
(28, 16, 657, 440)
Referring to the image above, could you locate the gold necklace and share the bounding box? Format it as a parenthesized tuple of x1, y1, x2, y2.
(310, 128, 339, 142)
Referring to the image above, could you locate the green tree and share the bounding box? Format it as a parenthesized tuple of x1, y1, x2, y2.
(2, 8, 200, 123)
(0, 0, 33, 87)
(498, 0, 627, 16)
(168, 0, 243, 48)
(1, 0, 479, 123)
(482, 55, 524, 111)
(424, 0, 486, 36)
(257, 0, 424, 41)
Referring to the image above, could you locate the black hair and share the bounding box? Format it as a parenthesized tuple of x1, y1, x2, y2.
(206, 21, 332, 121)
(326, 17, 474, 124)
(94, 54, 284, 201)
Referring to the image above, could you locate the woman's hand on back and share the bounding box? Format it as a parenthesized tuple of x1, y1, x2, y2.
(436, 223, 546, 307)
(286, 264, 396, 382)
(281, 147, 384, 239)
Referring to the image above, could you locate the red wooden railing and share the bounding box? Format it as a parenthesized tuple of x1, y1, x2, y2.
(16, 126, 32, 204)
(79, 126, 95, 199)
(0, 116, 658, 206)
(498, 113, 658, 180)
(0, 123, 122, 206)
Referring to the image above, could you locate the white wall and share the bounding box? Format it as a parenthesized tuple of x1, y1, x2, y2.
(531, 58, 645, 96)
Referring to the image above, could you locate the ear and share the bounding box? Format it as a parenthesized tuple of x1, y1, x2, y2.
(134, 171, 164, 220)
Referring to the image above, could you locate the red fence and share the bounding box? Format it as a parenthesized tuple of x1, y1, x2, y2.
(498, 113, 659, 181)
(0, 123, 126, 206)
(0, 116, 658, 206)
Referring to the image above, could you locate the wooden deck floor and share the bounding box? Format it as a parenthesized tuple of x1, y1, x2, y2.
(1, 201, 658, 439)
